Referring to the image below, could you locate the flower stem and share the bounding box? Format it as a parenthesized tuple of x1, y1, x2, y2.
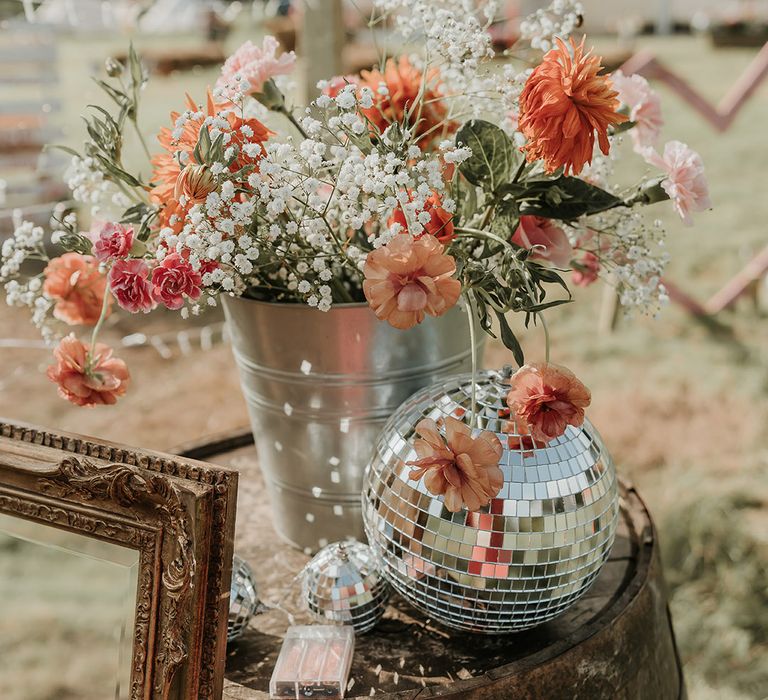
(465, 291, 479, 429)
(277, 104, 309, 140)
(87, 282, 112, 367)
(131, 118, 153, 163)
(540, 312, 550, 363)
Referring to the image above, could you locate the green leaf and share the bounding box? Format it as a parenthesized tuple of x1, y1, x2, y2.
(47, 144, 81, 158)
(120, 203, 149, 224)
(456, 120, 518, 194)
(454, 173, 478, 223)
(518, 175, 623, 220)
(610, 119, 636, 135)
(495, 310, 525, 367)
(128, 43, 144, 91)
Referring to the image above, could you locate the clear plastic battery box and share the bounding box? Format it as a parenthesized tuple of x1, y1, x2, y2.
(270, 625, 355, 699)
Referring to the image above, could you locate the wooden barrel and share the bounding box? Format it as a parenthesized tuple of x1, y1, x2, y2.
(178, 430, 686, 700)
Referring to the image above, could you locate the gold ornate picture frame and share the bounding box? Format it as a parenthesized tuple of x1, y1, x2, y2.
(0, 419, 238, 700)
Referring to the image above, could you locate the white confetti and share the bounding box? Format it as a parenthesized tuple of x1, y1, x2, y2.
(347, 678, 355, 691)
(312, 487, 322, 497)
(305, 513, 315, 523)
(339, 417, 350, 433)
(274, 441, 283, 452)
(393, 672, 399, 685)
(374, 664, 382, 676)
(300, 360, 312, 374)
(333, 505, 343, 516)
(399, 657, 405, 669)
(330, 470, 341, 484)
(329, 456, 340, 466)
(283, 402, 293, 416)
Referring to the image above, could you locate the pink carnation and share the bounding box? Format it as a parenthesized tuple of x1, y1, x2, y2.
(572, 251, 600, 287)
(109, 258, 155, 313)
(91, 222, 134, 262)
(643, 141, 711, 226)
(611, 70, 663, 152)
(151, 253, 202, 310)
(511, 216, 574, 268)
(216, 37, 296, 99)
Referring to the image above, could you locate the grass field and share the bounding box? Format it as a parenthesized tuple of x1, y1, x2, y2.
(0, 18, 766, 698)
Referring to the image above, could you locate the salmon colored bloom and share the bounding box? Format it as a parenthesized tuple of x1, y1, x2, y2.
(46, 334, 130, 407)
(358, 57, 453, 148)
(43, 253, 110, 326)
(511, 215, 573, 267)
(151, 93, 272, 233)
(506, 363, 591, 444)
(388, 191, 455, 243)
(362, 234, 461, 330)
(518, 37, 628, 175)
(407, 417, 504, 513)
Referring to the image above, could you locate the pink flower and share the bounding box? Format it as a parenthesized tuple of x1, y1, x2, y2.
(407, 417, 504, 513)
(511, 216, 573, 268)
(46, 334, 130, 407)
(611, 70, 663, 152)
(572, 251, 600, 287)
(151, 253, 202, 310)
(643, 140, 711, 226)
(109, 258, 155, 313)
(216, 37, 296, 99)
(362, 234, 461, 330)
(506, 363, 592, 444)
(90, 222, 134, 262)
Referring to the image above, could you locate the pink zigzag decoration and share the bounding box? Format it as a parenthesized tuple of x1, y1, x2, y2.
(620, 42, 768, 132)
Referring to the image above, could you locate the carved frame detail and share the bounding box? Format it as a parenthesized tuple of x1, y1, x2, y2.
(0, 420, 239, 700)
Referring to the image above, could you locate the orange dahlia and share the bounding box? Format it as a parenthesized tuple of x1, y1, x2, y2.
(358, 57, 454, 148)
(151, 93, 272, 232)
(518, 37, 627, 176)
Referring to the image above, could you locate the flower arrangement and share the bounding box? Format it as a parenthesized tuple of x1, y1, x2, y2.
(2, 1, 710, 509)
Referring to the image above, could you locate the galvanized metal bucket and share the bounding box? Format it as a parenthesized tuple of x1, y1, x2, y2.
(222, 296, 482, 552)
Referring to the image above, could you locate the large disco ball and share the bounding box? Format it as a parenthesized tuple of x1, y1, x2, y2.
(362, 369, 619, 634)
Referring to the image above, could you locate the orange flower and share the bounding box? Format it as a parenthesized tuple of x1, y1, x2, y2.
(43, 253, 110, 326)
(518, 37, 627, 176)
(151, 93, 272, 232)
(388, 191, 455, 243)
(362, 234, 461, 330)
(358, 57, 454, 148)
(506, 363, 591, 444)
(46, 334, 130, 407)
(407, 417, 503, 512)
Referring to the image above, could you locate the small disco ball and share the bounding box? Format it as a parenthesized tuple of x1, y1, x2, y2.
(228, 554, 262, 643)
(362, 368, 619, 634)
(302, 541, 390, 634)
